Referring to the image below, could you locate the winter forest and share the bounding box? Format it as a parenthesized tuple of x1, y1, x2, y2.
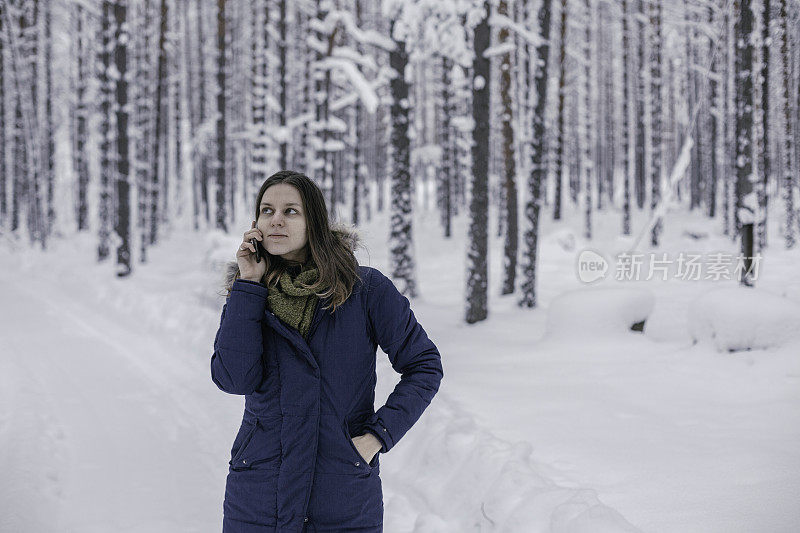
(2, 0, 800, 531)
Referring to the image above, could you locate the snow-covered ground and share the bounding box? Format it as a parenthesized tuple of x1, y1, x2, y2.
(1, 203, 798, 532)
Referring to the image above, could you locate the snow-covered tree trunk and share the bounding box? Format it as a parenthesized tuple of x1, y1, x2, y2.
(134, 0, 153, 260)
(621, 0, 632, 234)
(635, 0, 647, 210)
(250, 0, 267, 186)
(778, 0, 796, 248)
(595, 3, 606, 211)
(601, 4, 615, 207)
(756, 0, 771, 249)
(278, 0, 287, 169)
(687, 6, 701, 212)
(440, 55, 454, 238)
(388, 19, 416, 297)
(649, 0, 662, 247)
(697, 21, 712, 218)
(113, 0, 131, 275)
(149, 0, 168, 243)
(313, 0, 332, 208)
(735, 0, 757, 286)
(709, 3, 720, 219)
(466, 0, 490, 323)
(519, 0, 553, 308)
(73, 4, 91, 232)
(723, 1, 735, 237)
(453, 54, 471, 216)
(196, 0, 210, 224)
(0, 5, 5, 227)
(569, 83, 580, 204)
(98, 0, 114, 260)
(26, 0, 43, 246)
(42, 0, 53, 242)
(553, 0, 567, 222)
(582, 0, 593, 240)
(215, 0, 227, 230)
(351, 0, 364, 226)
(298, 5, 312, 174)
(169, 0, 183, 219)
(499, 0, 518, 296)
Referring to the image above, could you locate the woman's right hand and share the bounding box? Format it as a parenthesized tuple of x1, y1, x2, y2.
(237, 221, 267, 282)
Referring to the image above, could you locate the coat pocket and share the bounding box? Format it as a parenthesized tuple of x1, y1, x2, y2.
(342, 416, 378, 470)
(230, 416, 281, 471)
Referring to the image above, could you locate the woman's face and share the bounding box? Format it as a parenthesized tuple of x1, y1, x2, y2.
(256, 183, 309, 262)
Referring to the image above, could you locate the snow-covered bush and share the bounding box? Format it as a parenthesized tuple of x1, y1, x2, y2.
(687, 287, 800, 352)
(545, 288, 655, 340)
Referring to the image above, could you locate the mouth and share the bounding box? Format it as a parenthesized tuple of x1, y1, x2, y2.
(268, 234, 288, 238)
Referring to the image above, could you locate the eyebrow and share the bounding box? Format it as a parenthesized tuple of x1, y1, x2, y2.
(260, 202, 301, 207)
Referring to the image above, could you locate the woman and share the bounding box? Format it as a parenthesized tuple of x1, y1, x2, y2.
(212, 170, 443, 532)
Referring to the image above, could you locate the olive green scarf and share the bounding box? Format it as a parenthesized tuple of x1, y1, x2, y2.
(267, 262, 322, 339)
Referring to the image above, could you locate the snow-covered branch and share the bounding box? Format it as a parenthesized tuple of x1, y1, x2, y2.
(310, 9, 395, 52)
(315, 57, 379, 113)
(489, 14, 545, 47)
(483, 43, 516, 59)
(629, 137, 695, 252)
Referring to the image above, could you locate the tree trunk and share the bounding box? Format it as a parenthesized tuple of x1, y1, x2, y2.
(582, 0, 593, 240)
(635, 0, 647, 210)
(621, 0, 632, 234)
(98, 0, 114, 260)
(778, 0, 795, 248)
(735, 0, 757, 285)
(149, 0, 168, 243)
(650, 0, 662, 247)
(499, 0, 518, 295)
(251, 0, 267, 186)
(520, 0, 553, 308)
(388, 20, 416, 297)
(757, 0, 771, 249)
(440, 55, 453, 238)
(114, 0, 131, 276)
(553, 0, 567, 221)
(215, 0, 227, 231)
(466, 1, 490, 323)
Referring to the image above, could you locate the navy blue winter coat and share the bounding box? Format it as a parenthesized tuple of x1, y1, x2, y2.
(211, 265, 443, 532)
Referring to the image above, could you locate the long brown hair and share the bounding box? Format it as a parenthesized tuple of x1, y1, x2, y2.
(241, 170, 360, 312)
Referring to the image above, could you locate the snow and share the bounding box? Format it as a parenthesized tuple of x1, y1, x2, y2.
(687, 287, 800, 352)
(488, 14, 546, 47)
(483, 43, 516, 60)
(545, 288, 655, 340)
(317, 57, 379, 113)
(629, 136, 693, 252)
(1, 203, 799, 532)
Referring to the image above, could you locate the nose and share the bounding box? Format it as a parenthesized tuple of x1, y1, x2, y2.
(271, 213, 284, 226)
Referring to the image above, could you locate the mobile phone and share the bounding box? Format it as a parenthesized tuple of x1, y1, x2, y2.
(250, 237, 263, 263)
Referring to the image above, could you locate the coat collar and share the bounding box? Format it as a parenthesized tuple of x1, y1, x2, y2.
(263, 295, 328, 373)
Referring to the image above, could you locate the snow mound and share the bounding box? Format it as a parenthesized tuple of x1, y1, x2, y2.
(544, 288, 655, 340)
(687, 287, 800, 352)
(379, 393, 639, 533)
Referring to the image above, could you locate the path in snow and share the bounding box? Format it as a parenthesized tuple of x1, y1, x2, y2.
(0, 276, 226, 533)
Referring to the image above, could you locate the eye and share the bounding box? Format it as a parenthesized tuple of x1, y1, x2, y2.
(261, 207, 273, 214)
(286, 208, 298, 214)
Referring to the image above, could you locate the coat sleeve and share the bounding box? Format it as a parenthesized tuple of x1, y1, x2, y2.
(363, 269, 444, 453)
(210, 278, 269, 395)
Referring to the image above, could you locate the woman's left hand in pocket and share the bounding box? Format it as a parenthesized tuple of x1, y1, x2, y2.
(351, 432, 382, 463)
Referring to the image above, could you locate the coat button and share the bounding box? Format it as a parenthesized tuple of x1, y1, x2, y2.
(242, 459, 247, 464)
(382, 428, 387, 432)
(354, 461, 360, 467)
(303, 517, 308, 522)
